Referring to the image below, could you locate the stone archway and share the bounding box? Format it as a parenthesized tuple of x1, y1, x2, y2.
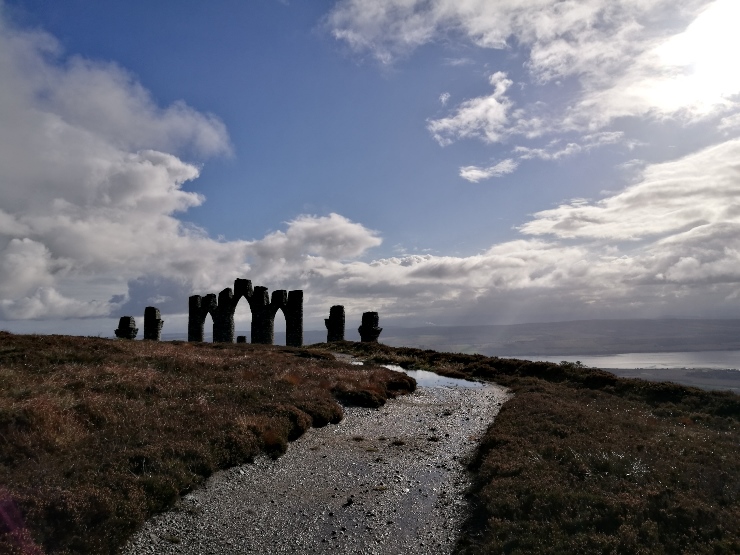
(187, 293, 217, 342)
(188, 279, 303, 347)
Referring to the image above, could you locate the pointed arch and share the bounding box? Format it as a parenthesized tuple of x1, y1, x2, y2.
(188, 279, 302, 346)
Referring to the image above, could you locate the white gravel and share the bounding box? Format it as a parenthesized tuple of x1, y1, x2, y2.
(122, 373, 509, 554)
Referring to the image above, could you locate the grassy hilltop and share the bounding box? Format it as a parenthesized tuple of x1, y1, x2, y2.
(1, 333, 739, 554)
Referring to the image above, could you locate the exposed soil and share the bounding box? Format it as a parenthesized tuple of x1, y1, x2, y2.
(122, 382, 509, 554)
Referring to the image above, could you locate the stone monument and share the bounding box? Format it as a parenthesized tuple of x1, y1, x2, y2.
(325, 305, 345, 342)
(358, 311, 382, 343)
(114, 316, 138, 339)
(188, 278, 303, 347)
(143, 306, 164, 340)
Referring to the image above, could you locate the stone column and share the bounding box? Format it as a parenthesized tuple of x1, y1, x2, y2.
(213, 288, 236, 343)
(358, 311, 382, 343)
(143, 307, 164, 340)
(285, 290, 304, 347)
(325, 305, 345, 342)
(115, 316, 138, 339)
(250, 286, 274, 344)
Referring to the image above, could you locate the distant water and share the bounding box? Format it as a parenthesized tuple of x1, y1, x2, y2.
(518, 350, 740, 370)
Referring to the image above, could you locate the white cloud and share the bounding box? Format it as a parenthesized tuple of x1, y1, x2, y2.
(443, 57, 473, 67)
(427, 71, 513, 145)
(569, 0, 740, 126)
(459, 159, 518, 182)
(439, 92, 450, 105)
(258, 138, 740, 326)
(0, 287, 114, 320)
(245, 213, 382, 278)
(520, 138, 740, 240)
(5, 2, 740, 330)
(0, 8, 392, 325)
(514, 132, 624, 160)
(0, 12, 244, 319)
(330, 0, 740, 147)
(718, 113, 740, 133)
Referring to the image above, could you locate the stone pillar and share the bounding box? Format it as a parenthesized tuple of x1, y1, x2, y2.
(188, 296, 203, 342)
(358, 312, 382, 343)
(325, 305, 345, 342)
(188, 294, 216, 342)
(143, 307, 164, 340)
(285, 290, 303, 347)
(115, 316, 138, 339)
(213, 288, 236, 343)
(250, 286, 274, 344)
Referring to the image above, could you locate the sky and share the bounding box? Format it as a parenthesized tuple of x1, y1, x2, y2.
(1, 0, 740, 338)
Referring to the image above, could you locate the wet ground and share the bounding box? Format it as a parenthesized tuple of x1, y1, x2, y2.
(122, 371, 509, 554)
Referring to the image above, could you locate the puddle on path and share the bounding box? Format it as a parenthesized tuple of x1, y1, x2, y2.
(347, 357, 484, 389)
(381, 364, 485, 389)
(348, 355, 490, 389)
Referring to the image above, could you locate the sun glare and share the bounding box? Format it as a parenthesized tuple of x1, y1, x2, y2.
(649, 0, 740, 115)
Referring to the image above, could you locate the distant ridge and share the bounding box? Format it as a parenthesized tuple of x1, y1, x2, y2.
(380, 319, 740, 356)
(159, 319, 740, 356)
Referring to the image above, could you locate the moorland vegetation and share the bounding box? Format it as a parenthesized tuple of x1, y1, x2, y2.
(332, 342, 740, 554)
(0, 332, 738, 554)
(0, 333, 413, 554)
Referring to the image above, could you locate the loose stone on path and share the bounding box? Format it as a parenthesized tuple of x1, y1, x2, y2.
(123, 378, 509, 555)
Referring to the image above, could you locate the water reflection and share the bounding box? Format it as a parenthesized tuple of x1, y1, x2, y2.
(382, 364, 485, 389)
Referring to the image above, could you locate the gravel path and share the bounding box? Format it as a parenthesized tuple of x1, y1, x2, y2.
(122, 372, 509, 554)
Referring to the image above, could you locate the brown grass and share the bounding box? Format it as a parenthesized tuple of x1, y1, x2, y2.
(324, 341, 740, 554)
(0, 333, 415, 555)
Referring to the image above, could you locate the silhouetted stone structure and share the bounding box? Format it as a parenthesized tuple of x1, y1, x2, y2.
(143, 306, 164, 340)
(188, 293, 217, 343)
(188, 279, 303, 347)
(358, 311, 382, 343)
(325, 305, 345, 342)
(284, 290, 304, 348)
(115, 316, 138, 339)
(236, 335, 247, 343)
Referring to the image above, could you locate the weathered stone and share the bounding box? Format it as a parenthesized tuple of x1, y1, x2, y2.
(213, 288, 236, 343)
(325, 305, 345, 342)
(115, 316, 138, 340)
(143, 306, 164, 341)
(188, 279, 303, 347)
(250, 286, 273, 345)
(285, 290, 303, 347)
(188, 294, 217, 342)
(358, 311, 382, 343)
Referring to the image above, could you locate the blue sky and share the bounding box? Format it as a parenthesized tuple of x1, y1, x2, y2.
(1, 0, 740, 337)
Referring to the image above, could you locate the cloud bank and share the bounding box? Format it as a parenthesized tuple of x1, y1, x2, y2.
(4, 3, 740, 333)
(0, 10, 252, 319)
(330, 0, 740, 182)
(286, 139, 740, 325)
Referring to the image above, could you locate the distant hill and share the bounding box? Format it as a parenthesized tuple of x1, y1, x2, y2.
(379, 319, 740, 356)
(163, 319, 740, 356)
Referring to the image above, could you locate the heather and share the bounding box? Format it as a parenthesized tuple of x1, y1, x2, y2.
(2, 332, 739, 554)
(0, 333, 414, 555)
(327, 341, 740, 554)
